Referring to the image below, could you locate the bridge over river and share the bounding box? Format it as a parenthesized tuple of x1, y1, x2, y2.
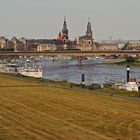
(0, 51, 140, 65)
(0, 51, 140, 57)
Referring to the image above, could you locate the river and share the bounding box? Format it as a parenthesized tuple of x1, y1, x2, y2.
(34, 58, 140, 85)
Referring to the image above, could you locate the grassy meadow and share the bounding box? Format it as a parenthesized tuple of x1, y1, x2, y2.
(114, 60, 140, 67)
(0, 73, 140, 140)
(106, 58, 140, 67)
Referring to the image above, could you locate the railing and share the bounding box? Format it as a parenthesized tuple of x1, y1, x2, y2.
(0, 50, 140, 57)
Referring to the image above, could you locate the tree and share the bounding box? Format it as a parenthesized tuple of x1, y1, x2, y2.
(126, 56, 136, 63)
(122, 43, 129, 50)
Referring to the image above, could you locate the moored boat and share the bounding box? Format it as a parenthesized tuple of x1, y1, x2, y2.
(18, 66, 42, 78)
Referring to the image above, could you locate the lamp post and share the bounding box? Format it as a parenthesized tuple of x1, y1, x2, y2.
(81, 73, 85, 88)
(127, 65, 130, 83)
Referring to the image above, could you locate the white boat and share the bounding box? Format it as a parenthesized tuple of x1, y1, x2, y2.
(95, 57, 100, 59)
(19, 67, 42, 78)
(86, 57, 95, 60)
(26, 59, 30, 62)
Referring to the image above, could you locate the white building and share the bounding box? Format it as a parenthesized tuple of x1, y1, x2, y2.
(124, 79, 139, 92)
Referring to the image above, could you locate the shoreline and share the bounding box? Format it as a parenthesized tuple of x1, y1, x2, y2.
(103, 61, 140, 68)
(0, 72, 140, 98)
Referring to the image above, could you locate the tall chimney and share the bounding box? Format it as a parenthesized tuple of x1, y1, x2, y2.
(127, 65, 130, 83)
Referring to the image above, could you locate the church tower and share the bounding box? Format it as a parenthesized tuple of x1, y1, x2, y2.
(62, 17, 69, 41)
(78, 19, 96, 51)
(86, 20, 93, 39)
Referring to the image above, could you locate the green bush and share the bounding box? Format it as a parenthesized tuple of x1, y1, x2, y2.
(88, 83, 101, 90)
(0, 48, 14, 51)
(126, 56, 136, 63)
(104, 83, 112, 88)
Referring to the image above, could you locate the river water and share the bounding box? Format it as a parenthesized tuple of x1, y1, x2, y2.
(35, 58, 140, 85)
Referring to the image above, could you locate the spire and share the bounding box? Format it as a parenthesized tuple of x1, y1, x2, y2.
(63, 16, 67, 29)
(62, 16, 69, 40)
(86, 19, 93, 39)
(64, 15, 66, 22)
(63, 16, 67, 31)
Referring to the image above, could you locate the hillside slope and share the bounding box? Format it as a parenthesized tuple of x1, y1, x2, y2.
(0, 74, 140, 140)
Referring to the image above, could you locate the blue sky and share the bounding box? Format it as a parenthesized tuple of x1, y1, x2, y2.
(0, 0, 140, 41)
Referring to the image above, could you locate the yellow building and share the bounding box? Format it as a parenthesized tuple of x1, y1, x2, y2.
(0, 36, 7, 49)
(37, 44, 56, 52)
(125, 41, 140, 50)
(99, 43, 119, 51)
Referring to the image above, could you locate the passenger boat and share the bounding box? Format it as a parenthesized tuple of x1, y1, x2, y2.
(19, 66, 42, 78)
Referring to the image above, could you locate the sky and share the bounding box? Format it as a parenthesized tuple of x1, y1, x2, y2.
(0, 0, 140, 41)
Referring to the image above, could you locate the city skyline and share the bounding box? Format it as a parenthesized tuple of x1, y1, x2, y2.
(0, 0, 140, 41)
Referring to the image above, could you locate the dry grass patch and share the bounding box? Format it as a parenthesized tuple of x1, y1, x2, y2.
(0, 74, 140, 140)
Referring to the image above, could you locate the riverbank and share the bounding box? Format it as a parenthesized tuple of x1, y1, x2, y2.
(0, 72, 139, 97)
(103, 60, 140, 67)
(0, 73, 140, 140)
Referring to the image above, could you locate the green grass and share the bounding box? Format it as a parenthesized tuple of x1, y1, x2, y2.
(104, 59, 140, 67)
(0, 74, 140, 140)
(102, 88, 140, 97)
(114, 60, 140, 67)
(0, 137, 4, 140)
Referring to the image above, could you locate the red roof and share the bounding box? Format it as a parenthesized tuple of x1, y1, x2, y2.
(57, 36, 63, 40)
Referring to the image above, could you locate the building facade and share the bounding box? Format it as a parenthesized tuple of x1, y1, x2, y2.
(56, 17, 77, 50)
(0, 36, 8, 49)
(99, 43, 119, 51)
(62, 17, 69, 42)
(37, 44, 56, 52)
(78, 21, 96, 51)
(124, 41, 140, 50)
(0, 36, 14, 51)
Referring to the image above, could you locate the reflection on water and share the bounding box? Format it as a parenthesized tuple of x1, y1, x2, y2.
(35, 59, 140, 85)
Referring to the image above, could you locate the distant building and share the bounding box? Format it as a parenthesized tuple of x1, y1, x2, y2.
(56, 17, 77, 50)
(10, 37, 29, 51)
(57, 32, 63, 41)
(37, 44, 56, 52)
(62, 17, 69, 42)
(0, 36, 14, 50)
(99, 43, 119, 51)
(78, 20, 96, 51)
(18, 37, 29, 51)
(11, 37, 17, 51)
(118, 43, 125, 50)
(56, 17, 69, 45)
(0, 36, 8, 49)
(123, 41, 140, 50)
(31, 17, 77, 51)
